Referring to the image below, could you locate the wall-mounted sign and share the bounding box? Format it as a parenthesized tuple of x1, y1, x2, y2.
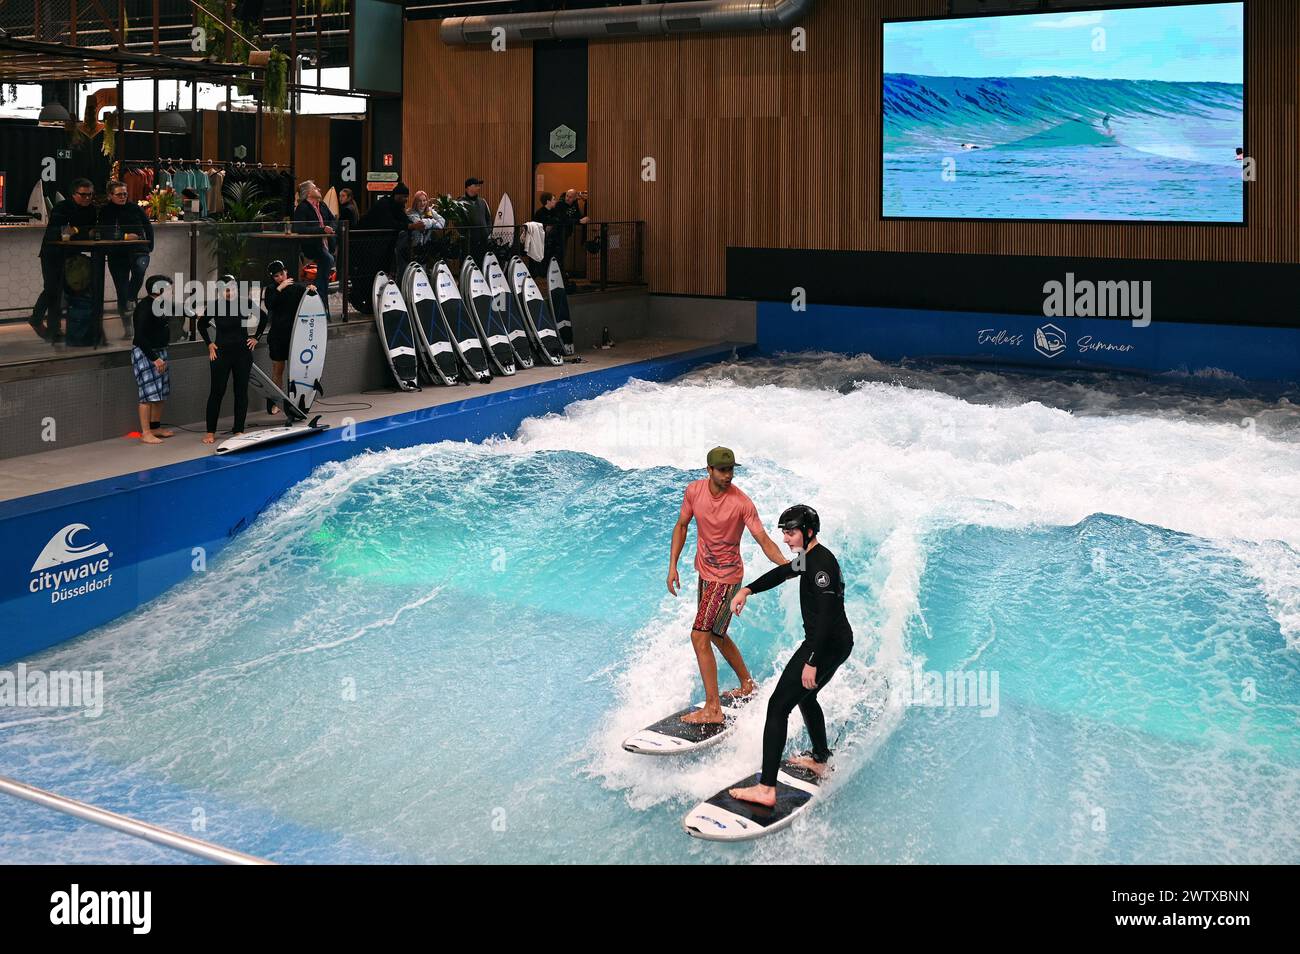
(549, 125, 576, 160)
(234, 145, 248, 159)
(0, 171, 6, 213)
(383, 153, 394, 167)
(367, 172, 399, 182)
(366, 182, 397, 193)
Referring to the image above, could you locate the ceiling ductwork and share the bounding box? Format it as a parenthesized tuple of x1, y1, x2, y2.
(440, 0, 815, 46)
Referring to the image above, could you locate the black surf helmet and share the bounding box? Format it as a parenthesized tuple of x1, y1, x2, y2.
(267, 259, 287, 277)
(778, 504, 820, 546)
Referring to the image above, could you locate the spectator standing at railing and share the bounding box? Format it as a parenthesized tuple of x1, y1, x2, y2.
(533, 192, 564, 267)
(30, 177, 97, 343)
(292, 180, 337, 319)
(398, 190, 445, 270)
(98, 179, 154, 340)
(461, 177, 491, 264)
(337, 188, 360, 228)
(558, 188, 590, 275)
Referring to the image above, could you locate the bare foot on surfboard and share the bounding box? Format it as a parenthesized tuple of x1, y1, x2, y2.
(721, 679, 757, 700)
(787, 754, 831, 777)
(728, 783, 777, 807)
(681, 707, 725, 725)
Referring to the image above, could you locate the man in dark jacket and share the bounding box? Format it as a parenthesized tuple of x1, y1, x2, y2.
(533, 192, 564, 266)
(461, 176, 491, 265)
(291, 180, 337, 318)
(98, 179, 155, 339)
(348, 183, 418, 312)
(31, 177, 97, 343)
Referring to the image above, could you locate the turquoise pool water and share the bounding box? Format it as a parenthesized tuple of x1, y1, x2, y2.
(2, 354, 1298, 863)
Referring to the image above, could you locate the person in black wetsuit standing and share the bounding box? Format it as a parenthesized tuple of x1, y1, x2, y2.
(199, 275, 262, 445)
(726, 504, 854, 808)
(260, 259, 306, 414)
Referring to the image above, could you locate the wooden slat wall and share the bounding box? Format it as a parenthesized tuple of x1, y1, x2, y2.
(261, 114, 331, 195)
(401, 20, 533, 209)
(588, 0, 1297, 296)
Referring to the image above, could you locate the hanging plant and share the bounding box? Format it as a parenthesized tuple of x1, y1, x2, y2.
(101, 111, 116, 157)
(265, 47, 290, 142)
(194, 1, 253, 64)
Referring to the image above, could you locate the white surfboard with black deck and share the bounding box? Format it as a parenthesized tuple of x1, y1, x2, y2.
(460, 258, 515, 376)
(508, 255, 563, 366)
(215, 416, 329, 455)
(545, 257, 574, 356)
(285, 286, 327, 413)
(482, 253, 534, 370)
(372, 271, 419, 391)
(683, 758, 827, 842)
(400, 263, 457, 386)
(432, 261, 492, 383)
(220, 367, 328, 454)
(622, 694, 751, 755)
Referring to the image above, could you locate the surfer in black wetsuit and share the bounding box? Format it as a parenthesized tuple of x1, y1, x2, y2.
(726, 505, 854, 808)
(200, 275, 262, 445)
(260, 259, 306, 413)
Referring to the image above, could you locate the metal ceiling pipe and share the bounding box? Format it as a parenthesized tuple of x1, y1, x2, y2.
(440, 0, 815, 46)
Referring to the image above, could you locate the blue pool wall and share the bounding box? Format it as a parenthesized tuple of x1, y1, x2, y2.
(757, 302, 1300, 382)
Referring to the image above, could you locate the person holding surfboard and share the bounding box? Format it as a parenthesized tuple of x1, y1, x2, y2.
(669, 447, 788, 725)
(725, 504, 854, 808)
(261, 260, 306, 414)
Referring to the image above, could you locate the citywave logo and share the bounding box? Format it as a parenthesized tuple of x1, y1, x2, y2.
(29, 523, 113, 604)
(1034, 323, 1067, 359)
(31, 523, 107, 570)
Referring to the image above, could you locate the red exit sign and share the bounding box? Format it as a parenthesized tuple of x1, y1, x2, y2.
(383, 154, 393, 167)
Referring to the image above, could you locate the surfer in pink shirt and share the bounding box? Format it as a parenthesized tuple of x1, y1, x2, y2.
(668, 446, 788, 724)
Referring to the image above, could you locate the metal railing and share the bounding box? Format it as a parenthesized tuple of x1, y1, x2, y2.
(0, 216, 646, 366)
(0, 773, 273, 865)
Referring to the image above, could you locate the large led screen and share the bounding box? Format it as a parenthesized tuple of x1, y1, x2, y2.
(882, 2, 1245, 223)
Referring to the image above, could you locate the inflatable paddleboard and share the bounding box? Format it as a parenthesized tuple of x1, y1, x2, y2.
(432, 261, 491, 383)
(460, 258, 515, 376)
(622, 694, 752, 755)
(372, 271, 419, 391)
(285, 286, 327, 413)
(683, 757, 828, 842)
(400, 263, 458, 386)
(545, 257, 574, 356)
(482, 253, 533, 370)
(508, 255, 563, 366)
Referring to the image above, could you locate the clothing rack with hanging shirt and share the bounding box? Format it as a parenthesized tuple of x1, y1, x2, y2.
(114, 159, 296, 218)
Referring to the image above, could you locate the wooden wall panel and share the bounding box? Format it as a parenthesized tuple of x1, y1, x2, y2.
(260, 114, 330, 197)
(401, 20, 533, 210)
(587, 0, 1297, 296)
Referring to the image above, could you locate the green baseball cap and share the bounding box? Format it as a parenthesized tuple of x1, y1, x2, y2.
(707, 446, 740, 469)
